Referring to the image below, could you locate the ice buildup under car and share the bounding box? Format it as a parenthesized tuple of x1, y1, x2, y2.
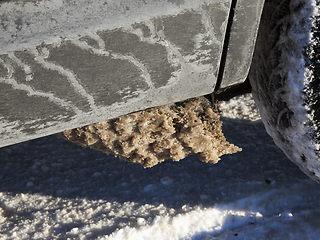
(57, 97, 241, 167)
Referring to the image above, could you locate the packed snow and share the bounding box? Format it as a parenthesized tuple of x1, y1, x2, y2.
(1, 93, 320, 239)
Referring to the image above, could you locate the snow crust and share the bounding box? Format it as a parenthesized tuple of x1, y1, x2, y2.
(219, 94, 261, 121)
(1, 93, 320, 239)
(58, 97, 240, 168)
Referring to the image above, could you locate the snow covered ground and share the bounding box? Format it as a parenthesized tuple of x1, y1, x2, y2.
(1, 93, 320, 239)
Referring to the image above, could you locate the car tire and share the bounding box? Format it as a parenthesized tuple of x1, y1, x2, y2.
(249, 0, 320, 181)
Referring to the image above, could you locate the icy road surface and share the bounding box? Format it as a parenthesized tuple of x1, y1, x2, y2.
(1, 94, 320, 239)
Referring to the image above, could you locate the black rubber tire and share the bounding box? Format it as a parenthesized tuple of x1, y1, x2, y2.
(249, 0, 320, 182)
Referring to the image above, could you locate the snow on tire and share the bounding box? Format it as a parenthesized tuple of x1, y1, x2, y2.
(249, 0, 320, 181)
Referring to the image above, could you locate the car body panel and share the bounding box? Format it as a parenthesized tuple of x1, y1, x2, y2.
(0, 0, 263, 147)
